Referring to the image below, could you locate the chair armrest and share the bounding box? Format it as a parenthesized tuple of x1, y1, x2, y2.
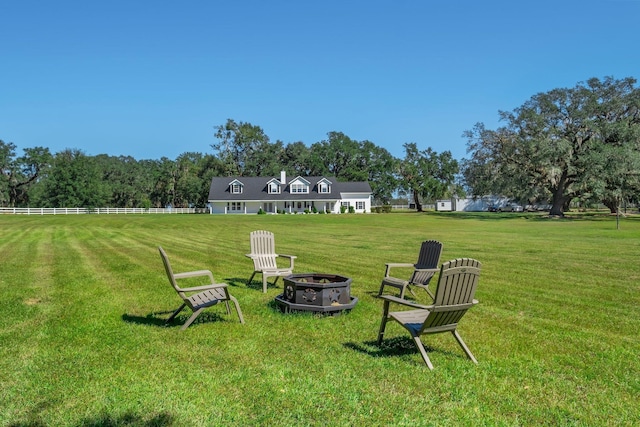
(376, 294, 434, 310)
(178, 283, 228, 292)
(278, 254, 296, 268)
(384, 262, 415, 277)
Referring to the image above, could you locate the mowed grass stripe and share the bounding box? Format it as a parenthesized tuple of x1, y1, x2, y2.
(1, 213, 639, 425)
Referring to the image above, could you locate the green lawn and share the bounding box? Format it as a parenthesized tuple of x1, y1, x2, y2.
(1, 212, 638, 426)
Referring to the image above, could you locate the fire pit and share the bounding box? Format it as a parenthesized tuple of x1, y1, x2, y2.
(275, 273, 358, 314)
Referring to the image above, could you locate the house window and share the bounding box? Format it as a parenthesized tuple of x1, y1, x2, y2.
(269, 182, 280, 194)
(356, 201, 365, 210)
(319, 183, 330, 193)
(228, 202, 243, 211)
(341, 202, 350, 209)
(231, 183, 242, 194)
(291, 183, 308, 193)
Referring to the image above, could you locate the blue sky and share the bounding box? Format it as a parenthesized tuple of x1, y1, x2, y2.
(2, 0, 639, 162)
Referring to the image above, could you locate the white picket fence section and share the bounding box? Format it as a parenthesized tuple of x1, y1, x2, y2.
(0, 207, 199, 215)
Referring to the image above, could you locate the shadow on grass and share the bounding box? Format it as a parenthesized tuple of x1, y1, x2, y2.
(221, 277, 249, 288)
(431, 210, 640, 222)
(345, 337, 464, 362)
(344, 337, 430, 358)
(77, 411, 174, 427)
(8, 410, 174, 427)
(122, 310, 227, 328)
(226, 276, 281, 292)
(429, 211, 552, 221)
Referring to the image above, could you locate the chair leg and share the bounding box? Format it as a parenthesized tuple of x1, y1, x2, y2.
(377, 281, 386, 296)
(181, 308, 205, 330)
(412, 335, 435, 370)
(452, 330, 478, 364)
(229, 295, 245, 324)
(377, 300, 391, 345)
(425, 287, 434, 300)
(166, 303, 186, 324)
(224, 300, 231, 315)
(379, 279, 407, 299)
(406, 285, 416, 298)
(247, 271, 256, 286)
(263, 275, 269, 293)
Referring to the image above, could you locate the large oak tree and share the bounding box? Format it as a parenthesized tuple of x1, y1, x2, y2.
(463, 76, 640, 216)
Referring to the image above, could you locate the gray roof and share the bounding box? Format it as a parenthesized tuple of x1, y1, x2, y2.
(208, 176, 371, 201)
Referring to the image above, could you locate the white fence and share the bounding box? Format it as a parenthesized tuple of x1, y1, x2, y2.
(0, 207, 199, 215)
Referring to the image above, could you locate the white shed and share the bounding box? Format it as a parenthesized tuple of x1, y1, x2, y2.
(435, 200, 452, 211)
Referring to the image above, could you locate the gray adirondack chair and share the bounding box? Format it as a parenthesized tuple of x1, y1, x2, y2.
(246, 230, 297, 293)
(378, 240, 443, 299)
(159, 246, 244, 330)
(377, 258, 481, 369)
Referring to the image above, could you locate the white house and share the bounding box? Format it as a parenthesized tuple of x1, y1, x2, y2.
(207, 171, 372, 214)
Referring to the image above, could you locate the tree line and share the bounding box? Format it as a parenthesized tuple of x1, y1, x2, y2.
(3, 76, 639, 215)
(0, 120, 459, 210)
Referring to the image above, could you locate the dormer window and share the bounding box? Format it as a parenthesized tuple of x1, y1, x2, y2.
(229, 180, 243, 194)
(317, 178, 332, 194)
(269, 182, 281, 194)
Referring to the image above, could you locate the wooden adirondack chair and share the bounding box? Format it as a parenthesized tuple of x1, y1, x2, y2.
(378, 240, 443, 299)
(159, 246, 244, 330)
(245, 230, 297, 293)
(377, 258, 481, 369)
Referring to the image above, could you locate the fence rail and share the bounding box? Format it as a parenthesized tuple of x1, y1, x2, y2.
(0, 207, 200, 215)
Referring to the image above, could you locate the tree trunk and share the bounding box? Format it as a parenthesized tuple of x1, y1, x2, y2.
(549, 187, 569, 217)
(413, 189, 423, 212)
(549, 171, 572, 217)
(603, 199, 618, 214)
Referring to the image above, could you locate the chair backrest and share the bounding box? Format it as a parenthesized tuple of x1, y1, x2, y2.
(249, 230, 279, 269)
(410, 240, 443, 285)
(420, 258, 481, 332)
(158, 246, 183, 296)
(250, 230, 277, 256)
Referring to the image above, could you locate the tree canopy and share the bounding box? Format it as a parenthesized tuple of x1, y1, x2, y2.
(2, 120, 458, 209)
(19, 73, 640, 215)
(398, 143, 459, 212)
(463, 76, 640, 216)
(0, 140, 52, 207)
